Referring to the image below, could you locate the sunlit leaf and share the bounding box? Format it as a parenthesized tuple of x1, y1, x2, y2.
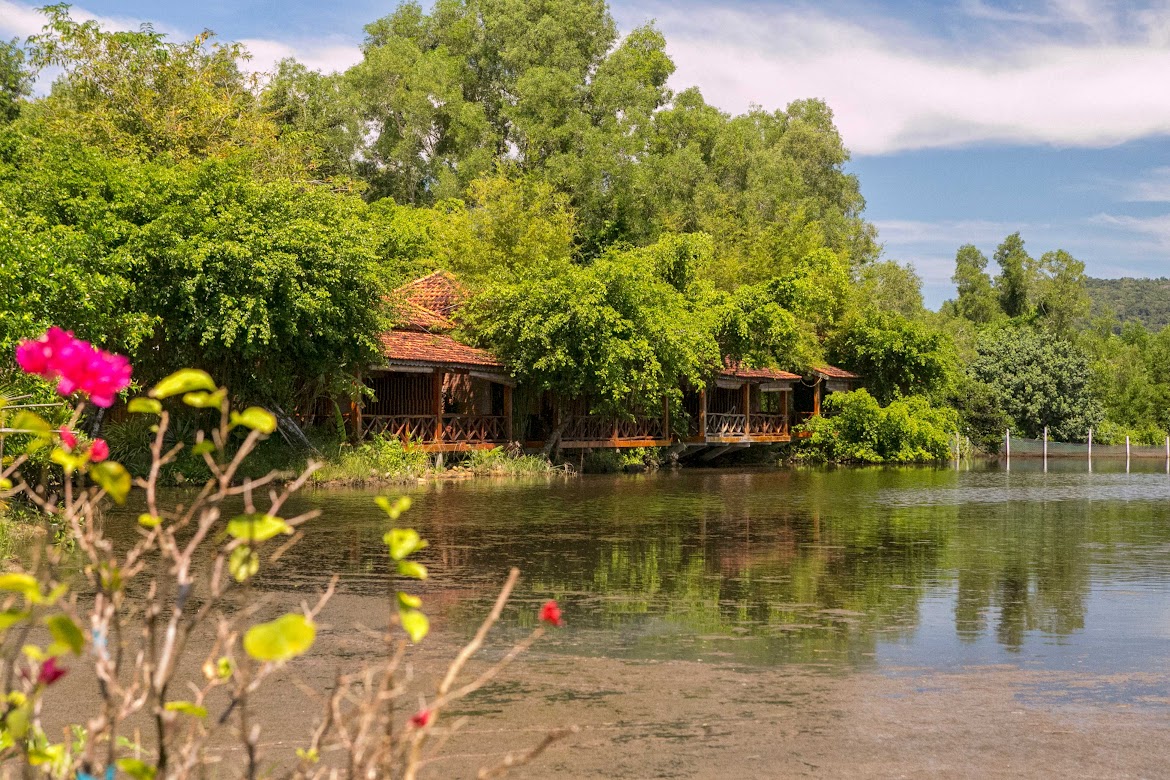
(396, 561, 428, 580)
(0, 478, 12, 491)
(0, 573, 38, 598)
(164, 701, 207, 718)
(45, 614, 84, 655)
(383, 528, 426, 561)
(50, 448, 86, 475)
(150, 369, 215, 399)
(229, 546, 259, 583)
(91, 461, 131, 504)
(230, 407, 277, 434)
(191, 441, 215, 456)
(116, 758, 157, 780)
(0, 610, 30, 630)
(243, 614, 315, 662)
(138, 514, 161, 528)
(216, 656, 233, 680)
(296, 748, 319, 764)
(398, 608, 429, 643)
(5, 702, 30, 739)
(127, 398, 162, 415)
(397, 591, 421, 609)
(375, 496, 412, 520)
(10, 410, 50, 436)
(226, 514, 291, 542)
(182, 389, 225, 408)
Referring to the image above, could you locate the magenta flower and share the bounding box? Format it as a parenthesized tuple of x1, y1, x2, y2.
(58, 427, 77, 451)
(89, 439, 109, 463)
(15, 328, 131, 408)
(539, 600, 564, 627)
(36, 657, 67, 686)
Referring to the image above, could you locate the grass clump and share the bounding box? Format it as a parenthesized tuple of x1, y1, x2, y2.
(311, 434, 431, 484)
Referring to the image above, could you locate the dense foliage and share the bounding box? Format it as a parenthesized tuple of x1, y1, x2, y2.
(797, 390, 959, 463)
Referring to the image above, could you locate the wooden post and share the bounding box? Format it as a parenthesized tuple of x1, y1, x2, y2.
(432, 370, 444, 444)
(782, 390, 790, 434)
(503, 384, 513, 442)
(698, 388, 707, 442)
(662, 395, 670, 441)
(813, 379, 822, 417)
(353, 370, 364, 441)
(742, 382, 751, 438)
(1165, 435, 1168, 474)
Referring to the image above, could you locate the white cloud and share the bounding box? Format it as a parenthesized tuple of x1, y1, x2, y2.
(238, 38, 362, 76)
(1122, 167, 1170, 202)
(625, 0, 1170, 155)
(874, 219, 1033, 246)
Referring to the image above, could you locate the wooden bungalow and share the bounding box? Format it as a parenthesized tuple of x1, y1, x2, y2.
(682, 361, 801, 447)
(792, 365, 862, 423)
(520, 393, 672, 451)
(359, 272, 514, 452)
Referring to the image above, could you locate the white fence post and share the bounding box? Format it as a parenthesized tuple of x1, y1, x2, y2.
(1088, 427, 1093, 473)
(1043, 426, 1048, 473)
(1005, 428, 1011, 471)
(1126, 435, 1131, 473)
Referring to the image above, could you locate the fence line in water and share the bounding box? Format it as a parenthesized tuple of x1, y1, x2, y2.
(994, 427, 1170, 473)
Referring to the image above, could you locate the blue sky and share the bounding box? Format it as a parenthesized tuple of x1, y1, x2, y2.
(3, 0, 1170, 307)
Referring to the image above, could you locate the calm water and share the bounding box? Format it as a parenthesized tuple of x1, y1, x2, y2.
(118, 459, 1170, 684)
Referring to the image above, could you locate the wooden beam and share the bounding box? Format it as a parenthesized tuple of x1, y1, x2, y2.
(503, 384, 513, 442)
(432, 371, 444, 443)
(813, 379, 822, 417)
(662, 395, 670, 439)
(743, 382, 751, 436)
(698, 388, 707, 442)
(353, 370, 364, 440)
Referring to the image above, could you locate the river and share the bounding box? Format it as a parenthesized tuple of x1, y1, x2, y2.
(52, 461, 1170, 776)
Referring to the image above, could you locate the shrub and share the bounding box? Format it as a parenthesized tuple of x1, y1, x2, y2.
(796, 389, 959, 463)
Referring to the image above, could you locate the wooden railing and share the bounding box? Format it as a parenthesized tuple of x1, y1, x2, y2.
(706, 413, 746, 437)
(441, 414, 508, 443)
(563, 415, 667, 442)
(364, 415, 437, 441)
(748, 414, 789, 436)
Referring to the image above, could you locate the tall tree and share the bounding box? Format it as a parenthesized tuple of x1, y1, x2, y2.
(993, 232, 1035, 318)
(952, 244, 998, 323)
(0, 39, 32, 124)
(1035, 249, 1090, 337)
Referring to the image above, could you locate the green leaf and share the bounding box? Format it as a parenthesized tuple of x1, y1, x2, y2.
(50, 447, 86, 475)
(230, 407, 277, 434)
(0, 610, 30, 630)
(384, 528, 426, 561)
(216, 656, 233, 680)
(396, 560, 428, 580)
(0, 573, 38, 598)
(398, 608, 429, 643)
(91, 461, 131, 504)
(182, 389, 225, 408)
(226, 514, 291, 542)
(117, 758, 157, 780)
(164, 701, 207, 718)
(243, 614, 315, 662)
(10, 410, 50, 436)
(375, 496, 412, 520)
(229, 546, 259, 583)
(150, 369, 216, 399)
(137, 514, 161, 528)
(45, 614, 84, 655)
(191, 440, 216, 456)
(397, 591, 422, 609)
(0, 478, 11, 491)
(127, 398, 162, 415)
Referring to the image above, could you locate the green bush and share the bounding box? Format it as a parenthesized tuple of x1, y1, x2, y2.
(796, 390, 959, 463)
(311, 434, 431, 484)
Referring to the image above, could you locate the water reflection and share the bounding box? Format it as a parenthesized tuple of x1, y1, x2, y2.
(100, 462, 1170, 673)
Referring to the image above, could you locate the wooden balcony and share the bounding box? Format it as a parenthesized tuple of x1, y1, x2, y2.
(552, 414, 671, 449)
(363, 413, 509, 452)
(704, 412, 791, 443)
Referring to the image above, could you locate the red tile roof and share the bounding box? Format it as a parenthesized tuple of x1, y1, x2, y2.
(398, 271, 463, 317)
(814, 364, 860, 380)
(378, 330, 504, 371)
(720, 358, 800, 382)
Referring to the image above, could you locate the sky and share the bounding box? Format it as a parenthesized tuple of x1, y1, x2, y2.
(3, 0, 1170, 307)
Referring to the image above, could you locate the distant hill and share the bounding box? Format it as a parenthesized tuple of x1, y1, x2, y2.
(1085, 277, 1170, 330)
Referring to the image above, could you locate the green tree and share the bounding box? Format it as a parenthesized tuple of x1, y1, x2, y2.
(971, 327, 1102, 440)
(952, 244, 998, 324)
(1034, 249, 1090, 337)
(993, 232, 1036, 318)
(857, 260, 924, 318)
(828, 309, 952, 404)
(0, 39, 33, 124)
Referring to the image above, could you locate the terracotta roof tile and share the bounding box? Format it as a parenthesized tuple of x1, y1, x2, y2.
(379, 330, 504, 370)
(397, 271, 464, 318)
(814, 364, 860, 380)
(720, 358, 800, 381)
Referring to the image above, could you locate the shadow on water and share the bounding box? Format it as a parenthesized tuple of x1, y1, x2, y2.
(95, 460, 1170, 675)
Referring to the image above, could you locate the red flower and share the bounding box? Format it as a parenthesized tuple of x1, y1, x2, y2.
(89, 439, 109, 463)
(15, 328, 131, 408)
(539, 600, 564, 627)
(409, 708, 432, 728)
(58, 427, 77, 451)
(37, 657, 67, 686)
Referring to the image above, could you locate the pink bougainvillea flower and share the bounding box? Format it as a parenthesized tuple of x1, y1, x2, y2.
(539, 600, 564, 627)
(89, 439, 109, 463)
(409, 709, 432, 728)
(37, 657, 67, 686)
(58, 427, 77, 451)
(15, 328, 131, 408)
